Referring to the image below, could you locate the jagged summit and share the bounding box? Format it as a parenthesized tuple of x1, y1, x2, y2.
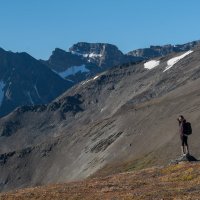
(47, 47, 85, 72)
(42, 42, 138, 85)
(69, 42, 125, 66)
(69, 42, 121, 53)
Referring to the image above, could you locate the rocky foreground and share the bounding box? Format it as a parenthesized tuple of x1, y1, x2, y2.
(1, 162, 200, 200)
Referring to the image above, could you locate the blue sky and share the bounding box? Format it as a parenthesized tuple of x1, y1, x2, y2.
(0, 0, 200, 59)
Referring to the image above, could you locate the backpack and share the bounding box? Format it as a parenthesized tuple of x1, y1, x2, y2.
(184, 122, 192, 135)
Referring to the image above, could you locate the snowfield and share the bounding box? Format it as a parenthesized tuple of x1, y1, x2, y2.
(144, 60, 160, 69)
(164, 50, 193, 72)
(71, 51, 102, 58)
(88, 53, 102, 58)
(55, 65, 90, 79)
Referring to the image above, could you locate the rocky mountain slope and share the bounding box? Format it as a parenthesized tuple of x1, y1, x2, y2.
(1, 162, 200, 200)
(0, 48, 73, 117)
(1, 40, 199, 117)
(127, 40, 200, 59)
(42, 42, 140, 84)
(1, 44, 200, 192)
(43, 41, 200, 84)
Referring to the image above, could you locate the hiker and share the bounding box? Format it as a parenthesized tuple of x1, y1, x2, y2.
(177, 115, 191, 156)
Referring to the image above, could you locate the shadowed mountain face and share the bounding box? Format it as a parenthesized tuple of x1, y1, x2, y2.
(1, 44, 200, 192)
(42, 42, 141, 84)
(0, 48, 73, 117)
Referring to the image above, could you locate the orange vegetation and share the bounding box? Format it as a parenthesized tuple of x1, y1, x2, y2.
(1, 162, 200, 200)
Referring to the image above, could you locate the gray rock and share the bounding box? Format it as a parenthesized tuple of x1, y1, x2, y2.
(170, 154, 199, 164)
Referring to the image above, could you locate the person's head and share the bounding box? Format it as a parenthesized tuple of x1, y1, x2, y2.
(178, 115, 185, 122)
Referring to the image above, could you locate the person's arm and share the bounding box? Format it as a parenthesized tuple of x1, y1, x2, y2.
(177, 118, 181, 125)
(177, 119, 183, 135)
(179, 121, 185, 136)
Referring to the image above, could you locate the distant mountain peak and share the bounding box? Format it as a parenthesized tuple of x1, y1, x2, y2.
(69, 42, 123, 57)
(127, 40, 200, 59)
(0, 48, 73, 117)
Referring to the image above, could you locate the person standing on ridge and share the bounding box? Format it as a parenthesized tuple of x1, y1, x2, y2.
(177, 115, 191, 156)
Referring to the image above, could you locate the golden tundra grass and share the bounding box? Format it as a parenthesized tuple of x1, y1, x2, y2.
(1, 162, 200, 200)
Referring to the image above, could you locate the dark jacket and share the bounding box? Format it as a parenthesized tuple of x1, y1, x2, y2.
(178, 119, 187, 136)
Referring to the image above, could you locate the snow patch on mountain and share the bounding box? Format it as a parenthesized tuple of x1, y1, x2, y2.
(27, 91, 34, 105)
(81, 75, 101, 85)
(71, 51, 102, 58)
(34, 85, 41, 99)
(81, 79, 91, 85)
(88, 53, 103, 58)
(0, 81, 5, 106)
(54, 65, 90, 79)
(70, 51, 83, 57)
(93, 75, 99, 80)
(164, 50, 193, 72)
(144, 60, 160, 69)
